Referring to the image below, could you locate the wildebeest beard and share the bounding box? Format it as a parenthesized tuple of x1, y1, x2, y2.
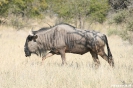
(35, 48, 48, 57)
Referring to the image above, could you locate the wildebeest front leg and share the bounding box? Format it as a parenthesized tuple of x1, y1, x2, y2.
(90, 51, 100, 68)
(42, 52, 54, 61)
(58, 47, 67, 65)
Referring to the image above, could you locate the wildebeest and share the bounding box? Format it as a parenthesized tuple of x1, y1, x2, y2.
(24, 23, 114, 67)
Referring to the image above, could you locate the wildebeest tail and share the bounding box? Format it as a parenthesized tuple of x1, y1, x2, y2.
(104, 34, 112, 59)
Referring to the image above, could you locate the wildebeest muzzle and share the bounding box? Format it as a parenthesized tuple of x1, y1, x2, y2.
(24, 48, 31, 57)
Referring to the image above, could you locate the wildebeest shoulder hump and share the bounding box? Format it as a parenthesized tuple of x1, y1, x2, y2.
(56, 23, 76, 29)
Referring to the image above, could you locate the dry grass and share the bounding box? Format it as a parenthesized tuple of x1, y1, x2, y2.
(0, 25, 133, 88)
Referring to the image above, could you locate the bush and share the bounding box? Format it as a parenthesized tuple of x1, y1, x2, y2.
(109, 0, 130, 10)
(113, 10, 127, 24)
(88, 0, 109, 23)
(107, 28, 119, 36)
(107, 1, 133, 44)
(126, 20, 133, 31)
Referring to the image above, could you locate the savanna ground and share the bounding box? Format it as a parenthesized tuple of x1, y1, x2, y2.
(0, 23, 133, 88)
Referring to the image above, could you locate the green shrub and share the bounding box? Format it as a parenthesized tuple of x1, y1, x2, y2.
(107, 28, 119, 36)
(119, 30, 129, 40)
(89, 0, 109, 23)
(113, 10, 127, 24)
(126, 20, 133, 31)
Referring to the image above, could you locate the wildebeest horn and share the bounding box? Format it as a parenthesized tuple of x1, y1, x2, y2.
(44, 22, 52, 28)
(29, 28, 34, 36)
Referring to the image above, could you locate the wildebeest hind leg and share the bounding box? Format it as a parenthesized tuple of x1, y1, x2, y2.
(90, 51, 100, 68)
(98, 49, 110, 65)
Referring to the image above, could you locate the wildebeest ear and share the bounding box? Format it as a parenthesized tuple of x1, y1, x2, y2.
(33, 35, 38, 40)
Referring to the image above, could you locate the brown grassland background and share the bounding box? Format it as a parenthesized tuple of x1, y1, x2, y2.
(0, 22, 133, 88)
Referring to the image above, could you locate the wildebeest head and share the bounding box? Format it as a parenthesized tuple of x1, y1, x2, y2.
(24, 31, 38, 57)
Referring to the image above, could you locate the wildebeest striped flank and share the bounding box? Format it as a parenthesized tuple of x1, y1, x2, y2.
(24, 23, 114, 67)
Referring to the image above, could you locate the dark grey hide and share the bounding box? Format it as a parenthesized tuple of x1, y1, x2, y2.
(24, 23, 114, 67)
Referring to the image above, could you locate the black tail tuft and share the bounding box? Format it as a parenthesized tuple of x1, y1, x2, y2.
(103, 34, 114, 67)
(104, 34, 112, 58)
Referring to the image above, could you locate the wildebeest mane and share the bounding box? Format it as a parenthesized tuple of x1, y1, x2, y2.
(32, 23, 76, 35)
(32, 27, 50, 35)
